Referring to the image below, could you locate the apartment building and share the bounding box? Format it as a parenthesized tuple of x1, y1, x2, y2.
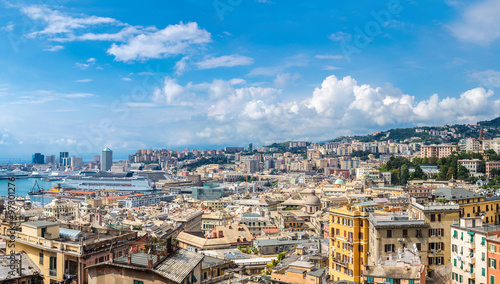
(486, 162, 500, 178)
(368, 212, 430, 269)
(1, 221, 141, 284)
(459, 159, 482, 174)
(409, 199, 460, 271)
(487, 233, 500, 284)
(421, 144, 460, 158)
(328, 202, 382, 283)
(451, 217, 500, 284)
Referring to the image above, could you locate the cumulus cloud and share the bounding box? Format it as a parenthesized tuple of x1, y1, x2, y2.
(196, 54, 253, 69)
(42, 45, 64, 51)
(448, 0, 500, 45)
(147, 74, 500, 146)
(107, 22, 211, 62)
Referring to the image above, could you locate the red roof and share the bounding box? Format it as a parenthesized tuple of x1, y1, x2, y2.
(263, 228, 280, 234)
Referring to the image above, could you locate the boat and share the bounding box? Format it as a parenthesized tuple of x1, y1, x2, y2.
(0, 168, 29, 179)
(61, 175, 153, 191)
(28, 180, 44, 195)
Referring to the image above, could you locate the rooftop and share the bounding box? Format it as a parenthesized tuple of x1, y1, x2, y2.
(22, 221, 59, 228)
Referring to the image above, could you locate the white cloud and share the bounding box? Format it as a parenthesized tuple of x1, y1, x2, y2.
(328, 31, 352, 42)
(87, 58, 96, 63)
(448, 0, 500, 45)
(75, 78, 93, 83)
(323, 66, 342, 70)
(469, 70, 500, 87)
(315, 54, 344, 60)
(107, 22, 211, 62)
(196, 54, 253, 69)
(174, 56, 190, 75)
(21, 5, 119, 39)
(1, 23, 14, 32)
(121, 77, 132, 81)
(273, 73, 300, 87)
(42, 45, 64, 51)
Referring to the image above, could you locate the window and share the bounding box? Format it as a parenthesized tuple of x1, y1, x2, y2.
(387, 230, 392, 238)
(491, 275, 495, 284)
(359, 245, 364, 252)
(384, 244, 394, 252)
(416, 229, 422, 237)
(403, 229, 408, 237)
(367, 276, 374, 283)
(134, 281, 144, 284)
(430, 214, 436, 222)
(386, 278, 394, 284)
(482, 268, 486, 277)
(416, 243, 421, 251)
(438, 214, 441, 222)
(39, 253, 43, 265)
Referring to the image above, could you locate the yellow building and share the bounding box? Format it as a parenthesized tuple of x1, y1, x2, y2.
(432, 186, 500, 225)
(202, 201, 224, 210)
(328, 202, 381, 282)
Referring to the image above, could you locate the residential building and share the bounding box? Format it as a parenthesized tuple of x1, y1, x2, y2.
(43, 198, 78, 218)
(409, 199, 461, 271)
(270, 261, 326, 284)
(486, 162, 500, 178)
(86, 249, 203, 284)
(459, 138, 481, 152)
(177, 224, 254, 251)
(451, 217, 500, 284)
(120, 194, 174, 208)
(201, 211, 233, 234)
(1, 221, 141, 284)
(487, 233, 500, 284)
(368, 212, 430, 270)
(459, 159, 482, 174)
(234, 212, 276, 236)
(421, 144, 460, 158)
(328, 202, 382, 283)
(45, 154, 56, 164)
(364, 248, 426, 284)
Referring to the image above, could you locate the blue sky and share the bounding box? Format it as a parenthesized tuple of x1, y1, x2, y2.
(1, 0, 500, 160)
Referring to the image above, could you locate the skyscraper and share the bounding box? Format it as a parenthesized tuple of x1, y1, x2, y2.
(59, 152, 69, 166)
(32, 153, 44, 164)
(45, 155, 56, 165)
(101, 147, 113, 171)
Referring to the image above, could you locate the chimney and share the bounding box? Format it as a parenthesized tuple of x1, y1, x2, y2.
(127, 254, 132, 265)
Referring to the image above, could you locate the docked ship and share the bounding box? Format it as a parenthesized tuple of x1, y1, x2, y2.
(0, 168, 30, 179)
(61, 175, 153, 191)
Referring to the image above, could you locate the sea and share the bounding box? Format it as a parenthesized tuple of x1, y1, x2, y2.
(0, 178, 63, 205)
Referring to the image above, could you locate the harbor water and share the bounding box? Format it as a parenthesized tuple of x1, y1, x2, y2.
(0, 178, 63, 204)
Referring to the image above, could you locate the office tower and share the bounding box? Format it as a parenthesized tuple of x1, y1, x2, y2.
(45, 155, 56, 165)
(32, 153, 44, 164)
(248, 143, 253, 153)
(59, 152, 69, 165)
(70, 156, 83, 169)
(101, 147, 113, 171)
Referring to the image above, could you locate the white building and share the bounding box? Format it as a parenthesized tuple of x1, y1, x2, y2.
(450, 217, 498, 284)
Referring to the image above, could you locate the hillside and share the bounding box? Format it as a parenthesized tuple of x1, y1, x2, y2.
(325, 116, 500, 144)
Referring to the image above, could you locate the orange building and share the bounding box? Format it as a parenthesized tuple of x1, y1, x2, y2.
(487, 234, 500, 284)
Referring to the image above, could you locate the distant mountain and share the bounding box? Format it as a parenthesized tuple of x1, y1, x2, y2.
(324, 116, 500, 144)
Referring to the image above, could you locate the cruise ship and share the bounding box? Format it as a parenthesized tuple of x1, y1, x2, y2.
(0, 168, 30, 179)
(61, 175, 153, 191)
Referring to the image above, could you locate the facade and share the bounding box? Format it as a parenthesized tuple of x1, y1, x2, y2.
(70, 156, 83, 169)
(451, 217, 499, 284)
(32, 153, 45, 164)
(101, 147, 113, 171)
(364, 248, 426, 284)
(459, 159, 482, 174)
(421, 144, 460, 158)
(328, 202, 381, 283)
(459, 138, 481, 152)
(368, 212, 430, 269)
(201, 211, 233, 234)
(0, 251, 44, 283)
(486, 162, 500, 178)
(46, 154, 56, 164)
(234, 213, 276, 236)
(271, 261, 326, 284)
(487, 234, 500, 284)
(1, 221, 141, 284)
(59, 151, 69, 166)
(191, 184, 226, 201)
(409, 199, 461, 271)
(43, 198, 79, 218)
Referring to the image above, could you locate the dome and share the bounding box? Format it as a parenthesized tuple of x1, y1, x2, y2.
(305, 190, 321, 206)
(334, 179, 345, 185)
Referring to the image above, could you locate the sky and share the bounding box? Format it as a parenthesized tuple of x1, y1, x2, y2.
(1, 0, 500, 161)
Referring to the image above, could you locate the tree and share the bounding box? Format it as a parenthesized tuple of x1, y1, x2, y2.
(414, 164, 425, 180)
(437, 165, 449, 180)
(399, 164, 410, 185)
(446, 166, 456, 180)
(457, 165, 469, 180)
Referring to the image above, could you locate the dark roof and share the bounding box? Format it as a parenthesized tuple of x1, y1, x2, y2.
(307, 268, 325, 278)
(0, 252, 43, 280)
(155, 249, 204, 283)
(201, 255, 229, 270)
(433, 187, 482, 201)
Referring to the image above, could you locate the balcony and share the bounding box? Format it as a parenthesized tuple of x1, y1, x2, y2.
(331, 257, 349, 267)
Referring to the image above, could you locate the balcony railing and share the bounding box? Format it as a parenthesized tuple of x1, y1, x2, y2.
(331, 257, 349, 267)
(49, 269, 57, 277)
